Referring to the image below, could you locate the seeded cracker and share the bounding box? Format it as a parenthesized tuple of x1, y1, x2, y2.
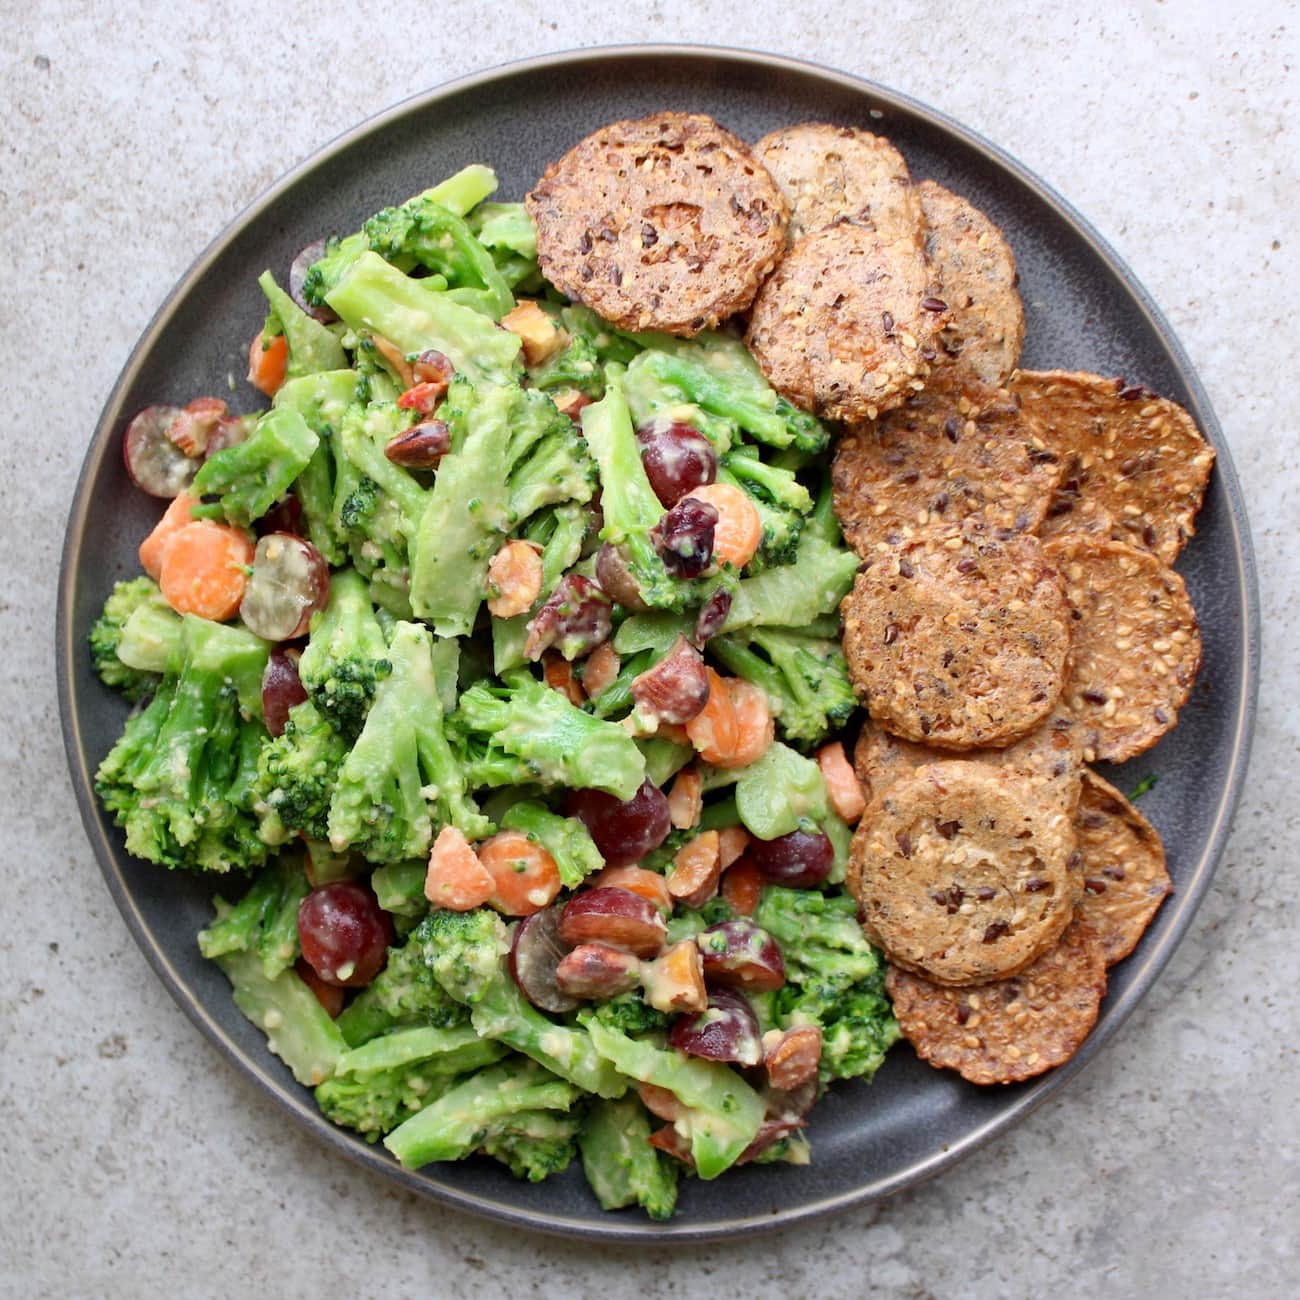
(526, 112, 788, 336)
(753, 123, 925, 246)
(1010, 370, 1216, 564)
(1044, 535, 1201, 763)
(848, 761, 1079, 985)
(918, 181, 1025, 387)
(840, 529, 1070, 750)
(885, 920, 1108, 1084)
(746, 221, 947, 423)
(831, 374, 1061, 557)
(1074, 770, 1172, 965)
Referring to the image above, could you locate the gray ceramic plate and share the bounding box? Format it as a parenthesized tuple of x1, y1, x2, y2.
(58, 46, 1259, 1241)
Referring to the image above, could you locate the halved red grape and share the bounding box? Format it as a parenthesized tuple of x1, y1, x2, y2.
(240, 533, 329, 642)
(554, 942, 641, 1000)
(297, 881, 393, 988)
(524, 574, 612, 661)
(289, 238, 337, 322)
(650, 497, 717, 578)
(630, 635, 710, 725)
(294, 957, 345, 1018)
(261, 649, 308, 737)
(595, 542, 648, 612)
(123, 405, 199, 498)
(668, 987, 763, 1066)
(509, 906, 580, 1014)
(558, 887, 667, 958)
(566, 779, 672, 869)
(696, 920, 786, 991)
(258, 494, 304, 538)
(636, 421, 717, 507)
(747, 828, 834, 888)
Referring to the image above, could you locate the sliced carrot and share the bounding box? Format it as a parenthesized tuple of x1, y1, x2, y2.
(158, 521, 254, 620)
(581, 641, 621, 699)
(591, 865, 672, 913)
(668, 831, 721, 907)
(486, 540, 543, 618)
(425, 825, 495, 911)
(718, 678, 775, 769)
(817, 740, 867, 822)
(247, 330, 288, 397)
(641, 940, 708, 1013)
(721, 859, 764, 916)
(685, 667, 739, 764)
(666, 766, 703, 830)
(478, 829, 563, 916)
(138, 491, 200, 581)
(684, 483, 762, 569)
(542, 652, 585, 705)
(718, 825, 751, 871)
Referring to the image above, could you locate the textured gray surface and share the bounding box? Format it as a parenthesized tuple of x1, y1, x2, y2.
(2, 3, 1295, 1297)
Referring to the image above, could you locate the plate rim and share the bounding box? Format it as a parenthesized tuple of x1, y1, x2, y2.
(56, 42, 1261, 1242)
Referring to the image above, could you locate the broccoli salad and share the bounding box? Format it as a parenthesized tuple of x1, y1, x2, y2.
(90, 164, 899, 1220)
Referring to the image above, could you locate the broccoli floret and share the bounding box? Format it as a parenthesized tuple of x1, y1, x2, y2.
(408, 377, 595, 635)
(296, 569, 392, 739)
(370, 858, 429, 920)
(579, 376, 701, 612)
(480, 1108, 583, 1182)
(95, 616, 272, 873)
(362, 198, 513, 319)
(213, 947, 347, 1086)
(451, 668, 646, 801)
(197, 856, 310, 977)
(335, 931, 470, 1048)
(315, 1024, 508, 1141)
(499, 800, 602, 889)
(327, 620, 488, 862)
(586, 993, 668, 1039)
(560, 304, 644, 367)
(710, 627, 856, 749)
(579, 1094, 679, 1220)
(191, 405, 320, 528)
(582, 1018, 765, 1180)
(383, 1057, 579, 1170)
(719, 448, 813, 567)
(412, 909, 625, 1098)
(755, 887, 900, 1081)
(89, 576, 170, 700)
(255, 699, 349, 842)
(529, 332, 604, 398)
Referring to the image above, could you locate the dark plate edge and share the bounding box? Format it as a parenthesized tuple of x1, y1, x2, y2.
(55, 43, 1261, 1243)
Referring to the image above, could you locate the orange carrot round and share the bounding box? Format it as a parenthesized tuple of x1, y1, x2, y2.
(685, 667, 739, 764)
(247, 330, 288, 397)
(425, 826, 495, 911)
(817, 740, 867, 822)
(719, 678, 774, 768)
(684, 483, 762, 569)
(478, 830, 563, 916)
(138, 491, 200, 581)
(158, 521, 254, 620)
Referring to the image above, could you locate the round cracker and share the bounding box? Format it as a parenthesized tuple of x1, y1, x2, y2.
(1010, 370, 1216, 564)
(1044, 535, 1201, 763)
(745, 220, 947, 422)
(854, 713, 1083, 818)
(1075, 770, 1171, 965)
(840, 529, 1070, 750)
(848, 761, 1079, 985)
(831, 374, 1060, 556)
(885, 920, 1107, 1084)
(918, 180, 1025, 387)
(525, 112, 788, 336)
(753, 123, 924, 246)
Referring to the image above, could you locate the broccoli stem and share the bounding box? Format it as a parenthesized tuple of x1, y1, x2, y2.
(214, 949, 347, 1087)
(197, 857, 310, 978)
(580, 1095, 679, 1220)
(383, 1059, 577, 1170)
(631, 349, 791, 446)
(258, 270, 348, 377)
(115, 586, 184, 675)
(583, 1020, 764, 1179)
(723, 529, 860, 631)
(325, 251, 522, 385)
(733, 742, 829, 840)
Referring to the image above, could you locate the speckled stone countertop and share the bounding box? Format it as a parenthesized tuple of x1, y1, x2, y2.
(3, 3, 1295, 1296)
